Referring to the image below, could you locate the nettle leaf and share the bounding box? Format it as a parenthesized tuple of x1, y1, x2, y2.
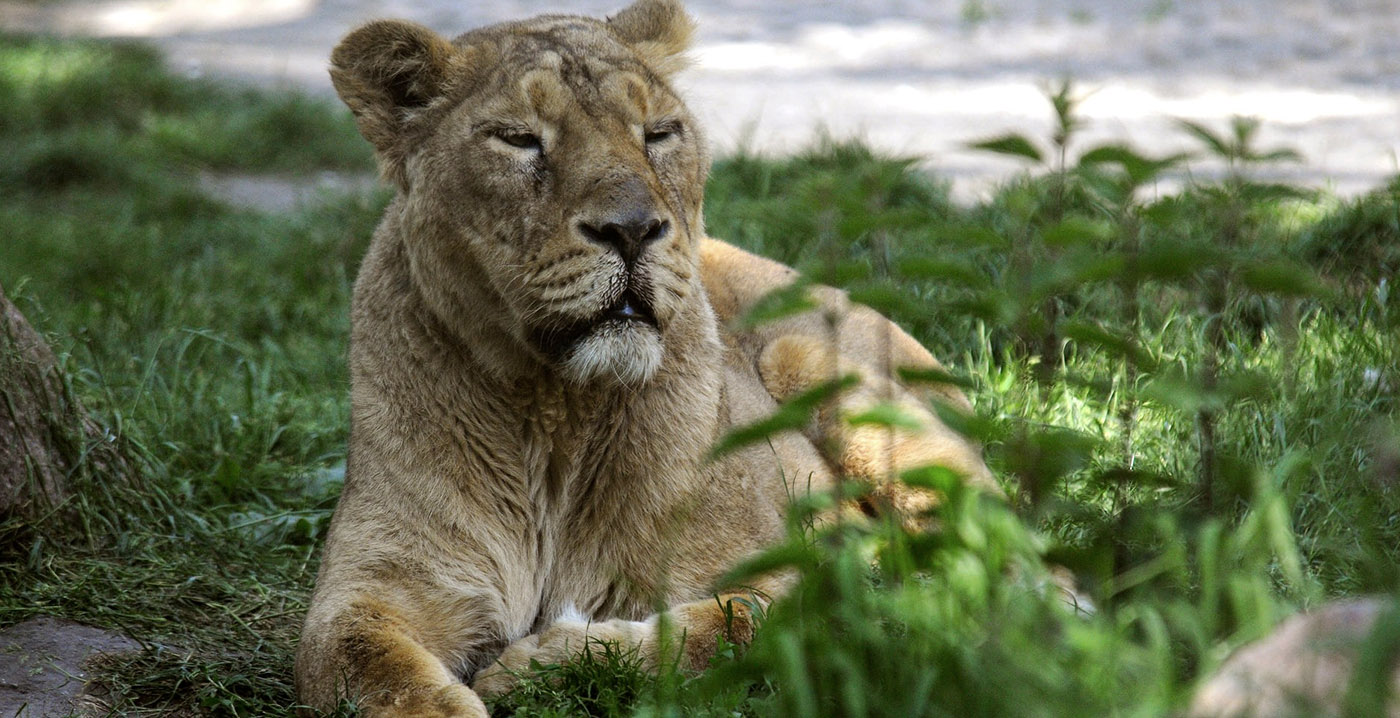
(1088, 467, 1181, 491)
(731, 279, 817, 330)
(1237, 182, 1314, 203)
(1140, 197, 1186, 228)
(896, 366, 976, 390)
(1219, 370, 1271, 401)
(899, 464, 964, 493)
(1142, 373, 1214, 415)
(1028, 252, 1124, 297)
(846, 402, 924, 431)
(848, 282, 919, 318)
(1241, 260, 1326, 297)
(968, 133, 1043, 163)
(806, 259, 869, 286)
(931, 401, 1001, 443)
(709, 375, 858, 458)
(1078, 144, 1189, 185)
(1252, 147, 1304, 164)
(895, 256, 989, 288)
(1061, 320, 1157, 370)
(840, 207, 930, 236)
(1043, 215, 1114, 247)
(1001, 426, 1099, 490)
(1139, 241, 1220, 282)
(1177, 118, 1233, 159)
(949, 290, 1017, 326)
(945, 225, 1011, 249)
(718, 541, 821, 586)
(1142, 370, 1270, 414)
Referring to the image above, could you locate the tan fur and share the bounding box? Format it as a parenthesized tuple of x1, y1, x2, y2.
(296, 2, 991, 715)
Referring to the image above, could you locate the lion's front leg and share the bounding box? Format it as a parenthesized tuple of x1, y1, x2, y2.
(471, 594, 759, 698)
(296, 596, 491, 718)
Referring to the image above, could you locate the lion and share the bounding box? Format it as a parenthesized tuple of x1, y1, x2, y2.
(294, 2, 995, 715)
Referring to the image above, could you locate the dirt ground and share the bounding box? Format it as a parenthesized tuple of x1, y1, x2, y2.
(3, 0, 1398, 199)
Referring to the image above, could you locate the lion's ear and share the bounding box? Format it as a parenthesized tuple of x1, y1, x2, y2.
(330, 20, 458, 187)
(607, 0, 695, 77)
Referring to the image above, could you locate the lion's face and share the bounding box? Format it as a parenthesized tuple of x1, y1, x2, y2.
(331, 2, 709, 386)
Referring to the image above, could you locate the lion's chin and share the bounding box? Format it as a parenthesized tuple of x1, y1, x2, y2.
(560, 321, 663, 387)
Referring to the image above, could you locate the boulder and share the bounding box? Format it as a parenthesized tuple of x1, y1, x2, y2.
(1191, 598, 1400, 718)
(0, 616, 141, 717)
(0, 284, 131, 518)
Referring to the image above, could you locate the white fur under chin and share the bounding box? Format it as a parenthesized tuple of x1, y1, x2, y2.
(562, 323, 663, 387)
(554, 603, 589, 626)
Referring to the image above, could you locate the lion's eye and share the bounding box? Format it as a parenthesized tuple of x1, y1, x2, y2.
(496, 131, 543, 152)
(644, 123, 681, 145)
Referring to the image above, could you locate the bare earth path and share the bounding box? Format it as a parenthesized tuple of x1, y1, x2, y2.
(3, 0, 1398, 199)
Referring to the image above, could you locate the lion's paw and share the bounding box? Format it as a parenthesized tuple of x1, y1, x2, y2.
(471, 621, 595, 697)
(472, 618, 654, 698)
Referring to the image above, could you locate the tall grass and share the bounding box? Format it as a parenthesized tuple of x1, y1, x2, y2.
(1, 35, 1397, 717)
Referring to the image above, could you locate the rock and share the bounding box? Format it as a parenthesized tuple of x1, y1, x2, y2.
(0, 284, 133, 519)
(1190, 598, 1400, 718)
(0, 616, 141, 718)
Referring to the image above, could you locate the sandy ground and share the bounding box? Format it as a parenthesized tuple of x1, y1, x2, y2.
(4, 0, 1398, 200)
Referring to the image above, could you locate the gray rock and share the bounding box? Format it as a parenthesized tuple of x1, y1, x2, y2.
(0, 616, 140, 718)
(1190, 598, 1400, 718)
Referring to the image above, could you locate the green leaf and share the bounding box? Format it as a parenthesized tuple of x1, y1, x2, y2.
(1043, 215, 1114, 247)
(1237, 182, 1314, 203)
(846, 402, 924, 431)
(709, 375, 858, 458)
(948, 291, 1017, 326)
(1139, 241, 1220, 282)
(805, 259, 869, 286)
(1252, 148, 1304, 164)
(896, 366, 976, 390)
(895, 256, 989, 288)
(731, 279, 817, 330)
(1088, 467, 1181, 491)
(899, 464, 964, 493)
(1142, 370, 1269, 414)
(1078, 144, 1189, 185)
(1061, 320, 1157, 369)
(1176, 119, 1233, 160)
(717, 540, 821, 586)
(1241, 260, 1325, 297)
(848, 282, 918, 318)
(967, 133, 1043, 163)
(943, 225, 1011, 249)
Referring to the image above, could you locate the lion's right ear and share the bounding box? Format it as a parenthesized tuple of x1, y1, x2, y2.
(607, 0, 695, 78)
(330, 20, 458, 187)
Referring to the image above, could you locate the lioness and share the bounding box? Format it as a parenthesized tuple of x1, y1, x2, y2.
(295, 2, 993, 715)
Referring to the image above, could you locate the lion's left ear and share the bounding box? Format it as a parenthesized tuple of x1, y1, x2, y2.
(607, 0, 695, 77)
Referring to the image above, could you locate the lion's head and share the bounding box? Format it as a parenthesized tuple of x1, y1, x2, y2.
(331, 0, 710, 386)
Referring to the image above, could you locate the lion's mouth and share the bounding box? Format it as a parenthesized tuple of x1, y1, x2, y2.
(530, 287, 658, 359)
(602, 288, 657, 327)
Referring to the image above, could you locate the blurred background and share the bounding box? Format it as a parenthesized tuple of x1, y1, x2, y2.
(3, 0, 1397, 199)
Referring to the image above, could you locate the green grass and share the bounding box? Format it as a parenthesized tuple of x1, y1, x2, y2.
(2, 36, 1398, 717)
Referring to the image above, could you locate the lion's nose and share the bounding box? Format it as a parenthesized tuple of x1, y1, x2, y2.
(578, 211, 669, 267)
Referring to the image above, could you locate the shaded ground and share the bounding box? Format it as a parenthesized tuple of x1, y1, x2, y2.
(2, 0, 1397, 199)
